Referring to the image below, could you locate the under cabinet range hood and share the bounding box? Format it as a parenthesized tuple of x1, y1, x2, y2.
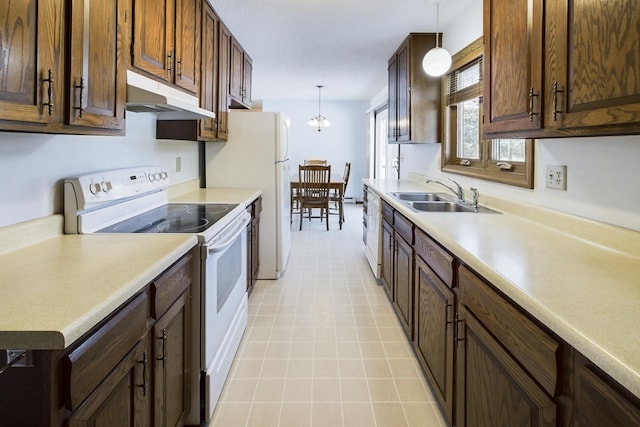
(126, 70, 215, 120)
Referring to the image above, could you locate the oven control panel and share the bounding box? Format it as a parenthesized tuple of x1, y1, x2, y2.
(64, 166, 170, 211)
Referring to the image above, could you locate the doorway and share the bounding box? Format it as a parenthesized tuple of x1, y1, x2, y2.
(373, 107, 399, 179)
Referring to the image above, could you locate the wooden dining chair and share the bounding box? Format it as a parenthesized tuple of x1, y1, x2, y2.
(297, 164, 331, 230)
(303, 159, 327, 165)
(329, 162, 350, 228)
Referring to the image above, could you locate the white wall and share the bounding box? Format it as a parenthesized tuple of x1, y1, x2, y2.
(396, 0, 640, 232)
(262, 99, 369, 200)
(0, 113, 200, 228)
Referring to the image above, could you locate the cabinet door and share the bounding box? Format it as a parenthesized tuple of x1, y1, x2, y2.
(153, 289, 190, 427)
(414, 256, 454, 424)
(216, 22, 230, 139)
(67, 0, 127, 132)
(67, 339, 149, 427)
(0, 0, 64, 128)
(229, 38, 244, 104)
(380, 219, 394, 300)
(455, 304, 557, 427)
(483, 0, 544, 135)
(174, 0, 200, 94)
(393, 233, 413, 338)
(387, 55, 398, 141)
(199, 1, 218, 140)
(395, 40, 410, 142)
(242, 53, 252, 105)
(546, 0, 640, 131)
(572, 354, 640, 427)
(133, 0, 174, 82)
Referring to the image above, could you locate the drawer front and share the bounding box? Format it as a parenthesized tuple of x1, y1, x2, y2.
(64, 291, 149, 411)
(394, 211, 414, 244)
(151, 253, 193, 319)
(414, 228, 454, 287)
(382, 200, 394, 224)
(457, 265, 560, 396)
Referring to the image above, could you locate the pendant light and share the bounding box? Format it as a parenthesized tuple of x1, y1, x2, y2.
(422, 2, 452, 77)
(307, 85, 331, 132)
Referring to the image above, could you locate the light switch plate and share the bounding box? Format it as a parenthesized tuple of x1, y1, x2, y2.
(175, 157, 182, 173)
(546, 165, 567, 190)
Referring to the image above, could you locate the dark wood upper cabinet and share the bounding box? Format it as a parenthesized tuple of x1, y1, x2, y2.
(132, 0, 200, 95)
(216, 21, 231, 138)
(198, 1, 219, 141)
(545, 0, 640, 134)
(0, 0, 126, 135)
(483, 0, 544, 136)
(67, 0, 128, 132)
(484, 0, 640, 138)
(174, 0, 201, 94)
(132, 0, 175, 82)
(388, 33, 441, 144)
(0, 0, 65, 128)
(229, 37, 252, 109)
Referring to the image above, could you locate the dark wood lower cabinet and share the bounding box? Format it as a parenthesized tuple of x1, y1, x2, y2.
(455, 304, 557, 427)
(153, 289, 190, 427)
(380, 219, 394, 299)
(414, 256, 454, 424)
(572, 352, 640, 427)
(0, 253, 192, 426)
(66, 338, 148, 427)
(374, 200, 640, 427)
(393, 232, 413, 338)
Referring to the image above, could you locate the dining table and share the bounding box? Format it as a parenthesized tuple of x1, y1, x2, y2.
(290, 173, 345, 229)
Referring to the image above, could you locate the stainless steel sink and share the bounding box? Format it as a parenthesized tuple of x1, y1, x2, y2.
(410, 201, 475, 212)
(389, 192, 449, 202)
(387, 191, 500, 214)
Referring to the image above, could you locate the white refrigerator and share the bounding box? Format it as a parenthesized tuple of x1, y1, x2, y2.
(206, 111, 291, 279)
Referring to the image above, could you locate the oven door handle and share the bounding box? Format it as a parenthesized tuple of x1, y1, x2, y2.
(207, 212, 251, 254)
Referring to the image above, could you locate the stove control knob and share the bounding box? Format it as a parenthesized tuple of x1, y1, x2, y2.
(101, 181, 113, 193)
(89, 182, 101, 195)
(149, 173, 155, 182)
(160, 171, 168, 180)
(154, 172, 162, 181)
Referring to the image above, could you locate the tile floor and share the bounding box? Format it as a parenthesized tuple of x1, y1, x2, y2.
(209, 203, 447, 427)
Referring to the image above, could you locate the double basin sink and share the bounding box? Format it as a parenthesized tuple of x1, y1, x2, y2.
(388, 192, 499, 214)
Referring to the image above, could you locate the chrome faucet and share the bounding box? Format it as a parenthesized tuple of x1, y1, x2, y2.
(425, 178, 465, 203)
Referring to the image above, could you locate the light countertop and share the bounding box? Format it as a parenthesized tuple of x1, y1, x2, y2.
(364, 177, 640, 399)
(0, 226, 197, 349)
(0, 187, 262, 351)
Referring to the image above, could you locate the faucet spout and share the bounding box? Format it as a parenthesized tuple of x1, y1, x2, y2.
(425, 178, 465, 203)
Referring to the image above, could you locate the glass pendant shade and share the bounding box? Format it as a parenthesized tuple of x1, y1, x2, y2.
(422, 47, 452, 76)
(308, 85, 330, 132)
(422, 2, 452, 77)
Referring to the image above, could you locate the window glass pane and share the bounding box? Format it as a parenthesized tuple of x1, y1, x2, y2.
(456, 61, 480, 91)
(456, 98, 480, 159)
(491, 139, 525, 162)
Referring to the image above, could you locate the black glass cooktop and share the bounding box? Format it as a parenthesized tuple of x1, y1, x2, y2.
(97, 203, 238, 234)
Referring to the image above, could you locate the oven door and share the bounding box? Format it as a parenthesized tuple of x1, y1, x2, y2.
(201, 211, 251, 421)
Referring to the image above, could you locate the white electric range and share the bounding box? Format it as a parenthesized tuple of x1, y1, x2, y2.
(64, 166, 249, 424)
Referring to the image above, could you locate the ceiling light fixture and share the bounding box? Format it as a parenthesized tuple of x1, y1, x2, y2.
(307, 85, 331, 132)
(422, 1, 452, 77)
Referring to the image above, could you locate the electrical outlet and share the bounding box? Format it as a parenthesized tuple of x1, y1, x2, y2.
(546, 165, 567, 190)
(175, 157, 182, 173)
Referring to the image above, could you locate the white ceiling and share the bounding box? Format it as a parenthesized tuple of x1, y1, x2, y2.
(209, 0, 475, 101)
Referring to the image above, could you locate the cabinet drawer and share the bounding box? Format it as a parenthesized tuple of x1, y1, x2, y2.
(64, 292, 149, 411)
(393, 211, 414, 244)
(382, 200, 394, 224)
(414, 228, 454, 287)
(457, 265, 561, 396)
(151, 253, 193, 319)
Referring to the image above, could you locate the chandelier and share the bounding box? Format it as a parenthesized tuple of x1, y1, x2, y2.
(307, 85, 331, 132)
